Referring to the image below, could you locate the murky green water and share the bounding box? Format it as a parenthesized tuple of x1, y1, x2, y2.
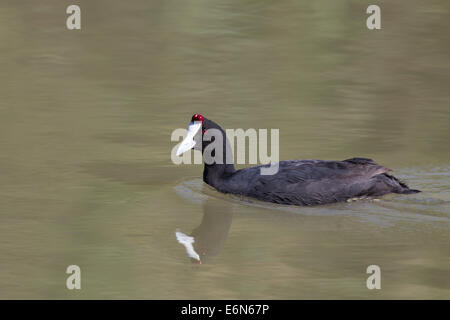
(0, 1, 449, 299)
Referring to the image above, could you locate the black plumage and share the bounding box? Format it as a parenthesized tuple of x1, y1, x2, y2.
(191, 116, 420, 206)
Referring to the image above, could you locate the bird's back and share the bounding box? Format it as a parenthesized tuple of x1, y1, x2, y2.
(215, 158, 415, 206)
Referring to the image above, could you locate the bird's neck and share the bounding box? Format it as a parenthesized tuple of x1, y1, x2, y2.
(202, 127, 235, 187)
(203, 162, 235, 187)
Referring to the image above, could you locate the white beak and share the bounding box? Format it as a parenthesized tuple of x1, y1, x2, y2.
(176, 121, 202, 156)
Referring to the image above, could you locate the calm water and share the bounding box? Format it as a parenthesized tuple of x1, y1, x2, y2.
(0, 1, 449, 299)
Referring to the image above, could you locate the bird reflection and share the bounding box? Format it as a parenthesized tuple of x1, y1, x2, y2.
(176, 196, 232, 264)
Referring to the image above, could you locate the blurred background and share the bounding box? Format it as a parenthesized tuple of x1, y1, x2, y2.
(0, 0, 449, 299)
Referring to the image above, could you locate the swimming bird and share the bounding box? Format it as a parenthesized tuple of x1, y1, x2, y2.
(176, 114, 420, 206)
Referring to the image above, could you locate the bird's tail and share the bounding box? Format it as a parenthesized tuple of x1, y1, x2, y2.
(384, 174, 421, 194)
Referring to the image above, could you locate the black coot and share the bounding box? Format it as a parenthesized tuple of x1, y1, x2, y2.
(176, 114, 420, 206)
